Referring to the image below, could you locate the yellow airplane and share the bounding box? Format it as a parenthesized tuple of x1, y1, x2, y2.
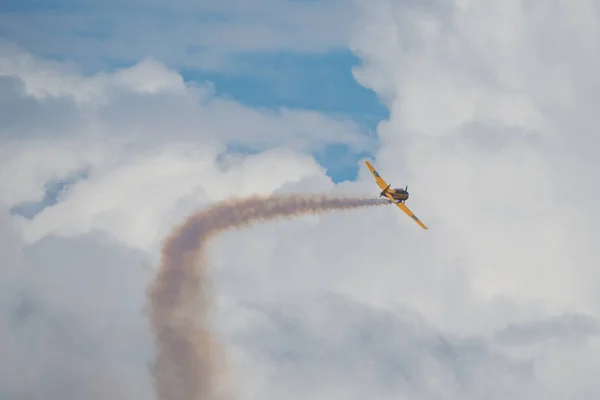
(365, 160, 428, 230)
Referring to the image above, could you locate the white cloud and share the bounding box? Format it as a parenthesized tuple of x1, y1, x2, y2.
(216, 293, 600, 400)
(0, 230, 154, 400)
(15, 146, 332, 251)
(350, 0, 600, 314)
(341, 0, 600, 396)
(0, 40, 186, 102)
(0, 41, 372, 248)
(0, 40, 364, 398)
(0, 41, 375, 398)
(0, 41, 370, 152)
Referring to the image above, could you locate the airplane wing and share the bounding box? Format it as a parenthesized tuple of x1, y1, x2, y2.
(396, 201, 428, 230)
(364, 161, 390, 191)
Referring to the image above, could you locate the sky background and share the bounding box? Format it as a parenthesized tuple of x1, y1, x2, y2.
(2, 0, 600, 399)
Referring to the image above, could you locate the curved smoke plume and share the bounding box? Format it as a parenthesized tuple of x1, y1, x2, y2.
(147, 194, 389, 400)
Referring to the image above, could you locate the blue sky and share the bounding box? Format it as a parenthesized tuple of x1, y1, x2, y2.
(183, 50, 387, 181)
(0, 0, 387, 184)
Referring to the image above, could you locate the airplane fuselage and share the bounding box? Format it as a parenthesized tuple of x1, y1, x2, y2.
(381, 188, 409, 202)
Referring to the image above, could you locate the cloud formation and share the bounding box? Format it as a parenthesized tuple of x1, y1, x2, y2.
(345, 0, 600, 396)
(0, 38, 373, 399)
(0, 228, 154, 399)
(0, 40, 372, 249)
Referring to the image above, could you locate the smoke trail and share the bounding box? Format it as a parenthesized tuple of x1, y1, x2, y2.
(147, 194, 389, 400)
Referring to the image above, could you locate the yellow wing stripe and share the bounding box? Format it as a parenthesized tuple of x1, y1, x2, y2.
(396, 202, 428, 230)
(364, 161, 389, 191)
